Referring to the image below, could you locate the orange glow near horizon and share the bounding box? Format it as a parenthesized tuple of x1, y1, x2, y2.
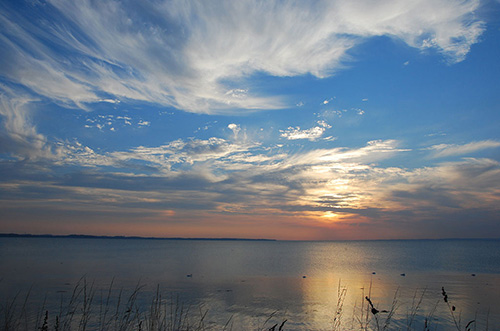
(0, 200, 416, 240)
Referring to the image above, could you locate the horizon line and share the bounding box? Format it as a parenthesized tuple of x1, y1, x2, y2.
(1, 233, 498, 242)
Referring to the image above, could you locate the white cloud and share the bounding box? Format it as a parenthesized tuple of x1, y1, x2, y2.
(385, 158, 500, 212)
(428, 140, 500, 158)
(426, 132, 447, 137)
(317, 120, 332, 128)
(321, 107, 367, 120)
(225, 89, 248, 99)
(286, 139, 408, 167)
(108, 137, 262, 172)
(0, 84, 54, 159)
(0, 0, 484, 114)
(100, 99, 120, 104)
(280, 123, 331, 141)
(83, 114, 148, 130)
(227, 123, 241, 138)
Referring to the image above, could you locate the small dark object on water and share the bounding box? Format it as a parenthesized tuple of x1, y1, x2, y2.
(400, 273, 406, 276)
(186, 274, 192, 278)
(471, 273, 476, 276)
(372, 272, 376, 274)
(302, 275, 306, 278)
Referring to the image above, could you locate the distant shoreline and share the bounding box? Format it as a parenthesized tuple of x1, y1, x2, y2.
(0, 233, 277, 241)
(0, 233, 498, 242)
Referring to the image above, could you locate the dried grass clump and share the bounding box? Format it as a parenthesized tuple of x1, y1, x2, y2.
(0, 278, 493, 330)
(1, 277, 215, 331)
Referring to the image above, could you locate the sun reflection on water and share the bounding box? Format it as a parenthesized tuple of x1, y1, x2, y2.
(1, 238, 499, 330)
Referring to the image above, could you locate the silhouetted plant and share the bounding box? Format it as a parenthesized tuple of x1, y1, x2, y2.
(0, 278, 494, 330)
(441, 286, 476, 331)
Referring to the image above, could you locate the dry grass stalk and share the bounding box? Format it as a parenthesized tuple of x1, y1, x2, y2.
(0, 278, 494, 330)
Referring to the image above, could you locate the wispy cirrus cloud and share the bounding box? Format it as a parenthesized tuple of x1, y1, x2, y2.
(0, 0, 486, 164)
(0, 0, 484, 114)
(0, 84, 54, 160)
(386, 158, 500, 216)
(428, 140, 500, 158)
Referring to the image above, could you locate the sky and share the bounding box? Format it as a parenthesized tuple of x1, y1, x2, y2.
(1, 0, 500, 240)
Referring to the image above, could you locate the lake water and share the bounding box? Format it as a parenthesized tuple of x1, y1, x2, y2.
(1, 237, 499, 330)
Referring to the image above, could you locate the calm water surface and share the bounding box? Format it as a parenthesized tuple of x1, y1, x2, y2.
(1, 238, 499, 330)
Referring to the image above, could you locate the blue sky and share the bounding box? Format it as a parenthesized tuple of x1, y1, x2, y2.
(1, 0, 500, 240)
